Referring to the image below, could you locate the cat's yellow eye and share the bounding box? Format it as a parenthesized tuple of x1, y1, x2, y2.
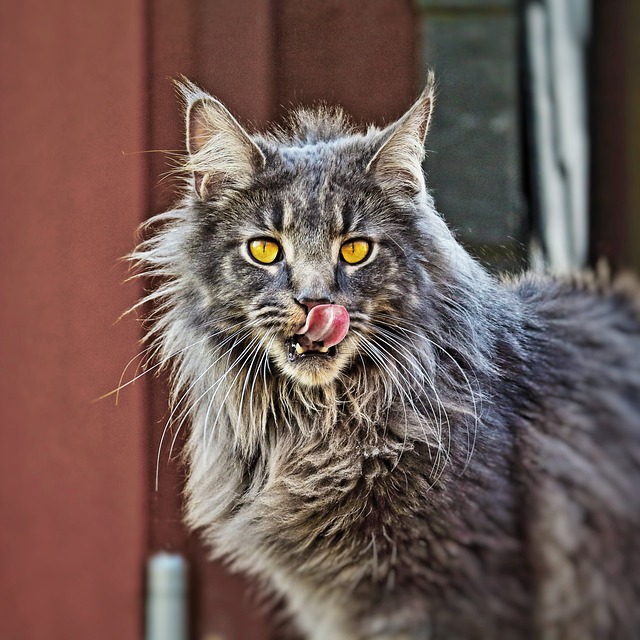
(249, 239, 281, 264)
(340, 239, 371, 265)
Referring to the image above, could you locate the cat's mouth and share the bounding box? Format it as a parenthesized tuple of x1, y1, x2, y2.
(285, 303, 349, 363)
(287, 335, 337, 362)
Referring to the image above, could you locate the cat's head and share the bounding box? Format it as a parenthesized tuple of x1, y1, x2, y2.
(151, 74, 471, 389)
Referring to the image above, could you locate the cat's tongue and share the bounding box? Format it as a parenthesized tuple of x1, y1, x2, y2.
(296, 304, 350, 349)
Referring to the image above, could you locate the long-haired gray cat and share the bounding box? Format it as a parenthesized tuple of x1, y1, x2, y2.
(132, 74, 640, 639)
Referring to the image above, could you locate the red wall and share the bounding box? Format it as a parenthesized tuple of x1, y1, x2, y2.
(0, 1, 418, 638)
(590, 0, 640, 272)
(2, 2, 635, 638)
(0, 1, 147, 639)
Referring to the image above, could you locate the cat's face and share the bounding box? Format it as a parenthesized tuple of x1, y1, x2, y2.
(179, 78, 435, 387)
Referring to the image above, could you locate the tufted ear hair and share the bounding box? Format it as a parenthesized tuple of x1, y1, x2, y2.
(367, 71, 435, 195)
(175, 77, 266, 200)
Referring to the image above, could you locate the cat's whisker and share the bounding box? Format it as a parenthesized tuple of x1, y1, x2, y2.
(163, 324, 254, 475)
(108, 343, 157, 406)
(372, 320, 470, 479)
(369, 329, 443, 420)
(202, 330, 255, 461)
(371, 324, 455, 463)
(99, 329, 233, 404)
(352, 330, 413, 470)
(236, 330, 274, 442)
(370, 327, 449, 470)
(158, 326, 252, 489)
(160, 342, 248, 471)
(204, 333, 266, 456)
(372, 313, 481, 471)
(251, 333, 277, 438)
(411, 332, 480, 472)
(366, 330, 450, 473)
(247, 353, 262, 436)
(198, 332, 252, 469)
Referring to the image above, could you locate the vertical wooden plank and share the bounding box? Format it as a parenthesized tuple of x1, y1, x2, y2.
(146, 1, 276, 638)
(274, 0, 418, 123)
(625, 1, 640, 274)
(590, 0, 631, 270)
(0, 1, 148, 639)
(146, 1, 419, 638)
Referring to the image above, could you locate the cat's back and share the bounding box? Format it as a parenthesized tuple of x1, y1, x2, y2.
(507, 269, 640, 638)
(510, 268, 640, 438)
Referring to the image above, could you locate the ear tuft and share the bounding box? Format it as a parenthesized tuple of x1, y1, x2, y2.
(174, 77, 266, 200)
(367, 72, 435, 195)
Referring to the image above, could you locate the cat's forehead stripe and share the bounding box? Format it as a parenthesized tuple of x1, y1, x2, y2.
(341, 201, 353, 235)
(269, 199, 284, 232)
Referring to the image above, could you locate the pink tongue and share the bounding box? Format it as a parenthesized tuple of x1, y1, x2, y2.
(296, 304, 350, 348)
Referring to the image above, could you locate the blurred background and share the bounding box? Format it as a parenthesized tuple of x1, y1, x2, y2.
(1, 1, 638, 639)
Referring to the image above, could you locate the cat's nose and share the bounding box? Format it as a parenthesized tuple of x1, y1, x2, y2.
(295, 296, 333, 313)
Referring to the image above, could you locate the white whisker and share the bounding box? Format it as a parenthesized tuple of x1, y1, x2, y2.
(372, 313, 482, 472)
(156, 325, 250, 490)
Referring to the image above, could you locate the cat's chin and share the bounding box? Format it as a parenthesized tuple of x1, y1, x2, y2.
(285, 365, 341, 387)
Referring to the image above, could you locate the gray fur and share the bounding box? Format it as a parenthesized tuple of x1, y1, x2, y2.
(131, 76, 640, 639)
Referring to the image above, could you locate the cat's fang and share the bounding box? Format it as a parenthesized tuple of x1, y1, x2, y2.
(295, 343, 305, 355)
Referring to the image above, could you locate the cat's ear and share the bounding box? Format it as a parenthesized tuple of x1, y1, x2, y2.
(367, 72, 435, 195)
(175, 78, 266, 200)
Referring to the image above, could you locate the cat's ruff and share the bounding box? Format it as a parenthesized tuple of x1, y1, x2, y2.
(131, 75, 640, 639)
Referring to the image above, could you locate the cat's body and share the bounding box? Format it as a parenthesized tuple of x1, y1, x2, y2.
(134, 77, 640, 639)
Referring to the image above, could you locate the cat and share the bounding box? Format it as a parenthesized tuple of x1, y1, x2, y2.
(131, 74, 640, 639)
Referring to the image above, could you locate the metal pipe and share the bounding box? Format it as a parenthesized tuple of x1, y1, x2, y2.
(145, 552, 189, 640)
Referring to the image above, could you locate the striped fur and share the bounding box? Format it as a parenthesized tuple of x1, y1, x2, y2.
(130, 77, 640, 639)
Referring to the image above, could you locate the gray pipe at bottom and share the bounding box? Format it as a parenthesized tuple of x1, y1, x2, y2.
(146, 552, 188, 640)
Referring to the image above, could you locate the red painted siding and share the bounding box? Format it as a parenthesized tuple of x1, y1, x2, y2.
(0, 2, 148, 639)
